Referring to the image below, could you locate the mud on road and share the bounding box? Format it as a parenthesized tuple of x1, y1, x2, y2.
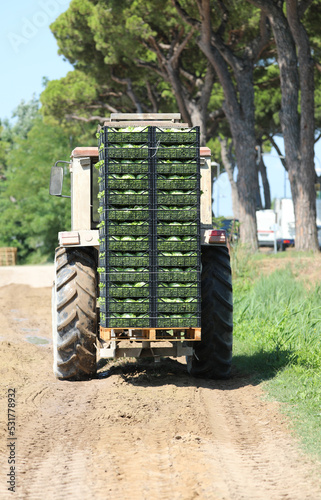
(1, 276, 321, 499)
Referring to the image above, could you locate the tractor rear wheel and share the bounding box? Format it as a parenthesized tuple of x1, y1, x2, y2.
(187, 245, 233, 379)
(52, 247, 98, 380)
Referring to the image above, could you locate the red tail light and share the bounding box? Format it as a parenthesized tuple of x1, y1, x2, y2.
(208, 230, 226, 244)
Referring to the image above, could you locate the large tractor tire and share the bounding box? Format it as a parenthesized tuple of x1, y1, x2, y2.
(187, 245, 233, 379)
(52, 247, 98, 380)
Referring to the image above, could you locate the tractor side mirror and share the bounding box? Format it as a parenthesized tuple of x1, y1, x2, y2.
(49, 161, 70, 197)
(49, 165, 63, 196)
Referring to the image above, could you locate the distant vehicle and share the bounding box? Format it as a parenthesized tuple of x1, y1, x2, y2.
(316, 199, 321, 248)
(274, 198, 295, 251)
(219, 218, 239, 244)
(256, 198, 321, 251)
(256, 209, 276, 247)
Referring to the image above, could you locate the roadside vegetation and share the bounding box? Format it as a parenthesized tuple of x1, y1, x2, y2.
(232, 247, 321, 460)
(0, 99, 72, 263)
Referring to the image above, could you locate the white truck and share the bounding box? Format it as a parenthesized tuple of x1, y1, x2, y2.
(274, 198, 295, 251)
(317, 198, 321, 248)
(256, 209, 276, 247)
(257, 198, 321, 250)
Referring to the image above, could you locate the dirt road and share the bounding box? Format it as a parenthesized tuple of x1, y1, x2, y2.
(1, 271, 321, 499)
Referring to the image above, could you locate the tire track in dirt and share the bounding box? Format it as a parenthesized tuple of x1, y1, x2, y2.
(1, 282, 321, 500)
(15, 382, 99, 500)
(12, 375, 222, 500)
(86, 375, 224, 500)
(201, 382, 321, 499)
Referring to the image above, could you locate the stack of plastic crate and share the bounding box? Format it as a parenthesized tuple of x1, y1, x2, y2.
(154, 128, 200, 327)
(97, 125, 201, 329)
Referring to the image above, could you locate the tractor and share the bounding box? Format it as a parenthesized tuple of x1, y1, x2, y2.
(49, 114, 233, 380)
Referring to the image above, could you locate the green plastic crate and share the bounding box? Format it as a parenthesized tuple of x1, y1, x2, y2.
(106, 163, 149, 174)
(157, 302, 198, 313)
(157, 271, 198, 282)
(155, 317, 199, 328)
(157, 180, 197, 190)
(156, 163, 198, 175)
(157, 286, 198, 298)
(157, 194, 198, 205)
(101, 128, 197, 145)
(156, 147, 198, 159)
(101, 255, 198, 268)
(157, 209, 197, 221)
(107, 241, 150, 251)
(156, 224, 198, 236)
(100, 179, 149, 192)
(101, 208, 198, 221)
(105, 287, 150, 298)
(101, 271, 150, 282)
(157, 241, 198, 252)
(107, 256, 149, 267)
(107, 225, 149, 236)
(155, 130, 197, 144)
(107, 194, 149, 205)
(157, 256, 198, 267)
(105, 147, 149, 159)
(107, 179, 149, 190)
(107, 210, 150, 222)
(107, 317, 150, 328)
(102, 146, 198, 160)
(105, 302, 150, 314)
(104, 131, 149, 143)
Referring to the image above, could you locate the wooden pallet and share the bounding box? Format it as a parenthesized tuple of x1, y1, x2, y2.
(100, 326, 201, 342)
(103, 112, 189, 129)
(0, 247, 17, 266)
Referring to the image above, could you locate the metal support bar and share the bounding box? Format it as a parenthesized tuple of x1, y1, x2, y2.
(98, 341, 193, 360)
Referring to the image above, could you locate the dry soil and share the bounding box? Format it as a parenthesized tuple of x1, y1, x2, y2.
(1, 266, 321, 500)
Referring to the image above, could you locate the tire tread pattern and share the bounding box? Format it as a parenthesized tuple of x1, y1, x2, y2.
(188, 245, 233, 379)
(53, 247, 97, 380)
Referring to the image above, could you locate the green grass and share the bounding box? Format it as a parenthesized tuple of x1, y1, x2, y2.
(232, 248, 321, 460)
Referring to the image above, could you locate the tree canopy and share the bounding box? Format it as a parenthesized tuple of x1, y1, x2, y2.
(0, 102, 72, 262)
(42, 0, 227, 145)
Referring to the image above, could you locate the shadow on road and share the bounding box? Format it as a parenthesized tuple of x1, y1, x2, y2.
(96, 356, 266, 391)
(95, 344, 293, 390)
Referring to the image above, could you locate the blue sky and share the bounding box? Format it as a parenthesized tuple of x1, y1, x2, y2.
(1, 1, 319, 218)
(0, 0, 72, 121)
(213, 139, 292, 217)
(214, 138, 321, 217)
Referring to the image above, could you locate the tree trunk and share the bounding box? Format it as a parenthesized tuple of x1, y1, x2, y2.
(255, 167, 263, 211)
(211, 58, 258, 248)
(188, 102, 207, 146)
(286, 0, 318, 251)
(248, 0, 319, 251)
(233, 125, 258, 248)
(196, 17, 258, 249)
(258, 155, 271, 208)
